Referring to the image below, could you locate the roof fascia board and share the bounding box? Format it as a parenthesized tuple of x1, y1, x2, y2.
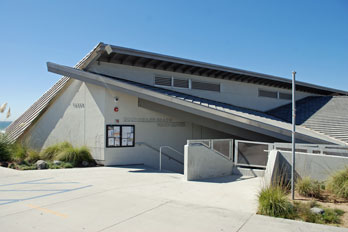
(46, 62, 347, 146)
(104, 44, 348, 95)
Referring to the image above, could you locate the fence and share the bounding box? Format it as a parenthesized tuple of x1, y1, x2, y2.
(234, 140, 273, 169)
(187, 139, 233, 160)
(186, 139, 348, 170)
(273, 143, 348, 157)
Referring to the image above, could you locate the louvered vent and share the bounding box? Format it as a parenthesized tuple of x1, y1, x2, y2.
(173, 78, 189, 88)
(258, 89, 278, 99)
(191, 81, 220, 92)
(279, 92, 292, 100)
(154, 76, 172, 86)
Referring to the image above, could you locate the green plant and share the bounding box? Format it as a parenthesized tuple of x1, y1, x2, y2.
(291, 201, 343, 225)
(0, 134, 11, 162)
(62, 162, 73, 168)
(258, 185, 295, 219)
(17, 164, 37, 170)
(294, 201, 317, 223)
(40, 142, 73, 161)
(327, 167, 348, 199)
(25, 150, 40, 163)
(10, 143, 28, 162)
(296, 177, 322, 198)
(321, 208, 344, 224)
(55, 146, 92, 166)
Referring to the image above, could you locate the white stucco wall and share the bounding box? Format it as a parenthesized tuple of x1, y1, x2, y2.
(22, 79, 231, 170)
(103, 87, 229, 168)
(22, 80, 106, 161)
(87, 62, 315, 112)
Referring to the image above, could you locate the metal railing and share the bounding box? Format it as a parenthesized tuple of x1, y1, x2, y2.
(187, 139, 233, 160)
(234, 140, 273, 169)
(273, 143, 348, 157)
(159, 146, 184, 171)
(136, 142, 184, 166)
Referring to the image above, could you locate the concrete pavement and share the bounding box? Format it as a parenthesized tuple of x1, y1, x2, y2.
(0, 166, 347, 231)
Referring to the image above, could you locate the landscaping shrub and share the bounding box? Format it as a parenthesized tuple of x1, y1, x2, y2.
(321, 208, 344, 224)
(40, 142, 73, 161)
(62, 162, 73, 168)
(258, 185, 295, 219)
(25, 150, 40, 163)
(0, 134, 11, 162)
(55, 146, 93, 166)
(10, 143, 28, 162)
(294, 201, 318, 223)
(327, 167, 348, 199)
(296, 177, 322, 198)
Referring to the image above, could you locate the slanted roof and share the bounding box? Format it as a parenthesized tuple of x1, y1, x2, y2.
(6, 42, 348, 143)
(46, 62, 347, 146)
(268, 96, 348, 144)
(5, 43, 104, 142)
(99, 44, 348, 95)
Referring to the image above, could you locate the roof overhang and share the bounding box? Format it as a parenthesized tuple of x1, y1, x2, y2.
(93, 43, 348, 96)
(47, 62, 348, 146)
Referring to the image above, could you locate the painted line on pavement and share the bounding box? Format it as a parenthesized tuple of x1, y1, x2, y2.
(0, 178, 53, 187)
(26, 203, 68, 218)
(0, 185, 93, 206)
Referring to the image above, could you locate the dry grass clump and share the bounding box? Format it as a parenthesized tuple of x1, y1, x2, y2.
(327, 167, 348, 199)
(296, 177, 322, 198)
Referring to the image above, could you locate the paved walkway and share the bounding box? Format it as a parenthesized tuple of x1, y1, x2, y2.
(0, 166, 347, 231)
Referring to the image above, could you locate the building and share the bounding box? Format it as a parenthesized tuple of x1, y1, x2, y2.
(6, 43, 348, 173)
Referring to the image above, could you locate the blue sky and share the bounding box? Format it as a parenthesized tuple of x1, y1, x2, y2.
(0, 0, 347, 120)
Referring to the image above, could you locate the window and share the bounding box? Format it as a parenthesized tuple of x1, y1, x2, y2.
(258, 89, 278, 99)
(191, 81, 220, 92)
(279, 92, 292, 100)
(106, 125, 135, 148)
(154, 76, 171, 87)
(173, 78, 189, 88)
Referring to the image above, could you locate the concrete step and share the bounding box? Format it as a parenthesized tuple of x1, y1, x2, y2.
(232, 166, 265, 177)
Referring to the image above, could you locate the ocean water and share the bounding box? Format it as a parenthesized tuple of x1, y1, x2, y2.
(0, 121, 11, 131)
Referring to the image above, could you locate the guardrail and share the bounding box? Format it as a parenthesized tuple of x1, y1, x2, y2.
(273, 143, 348, 157)
(234, 140, 273, 169)
(136, 142, 184, 166)
(159, 146, 184, 171)
(187, 139, 233, 160)
(187, 139, 348, 170)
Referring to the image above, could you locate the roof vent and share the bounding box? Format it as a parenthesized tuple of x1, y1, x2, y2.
(192, 81, 220, 92)
(258, 89, 278, 99)
(154, 76, 172, 86)
(173, 78, 189, 88)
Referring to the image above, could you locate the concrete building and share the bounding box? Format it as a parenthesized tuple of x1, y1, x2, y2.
(6, 43, 348, 173)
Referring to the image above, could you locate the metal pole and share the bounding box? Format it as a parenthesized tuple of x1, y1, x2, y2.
(159, 147, 162, 171)
(291, 71, 296, 200)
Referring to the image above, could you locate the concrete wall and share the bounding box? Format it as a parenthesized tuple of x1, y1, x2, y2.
(22, 79, 232, 171)
(88, 62, 315, 112)
(103, 87, 229, 170)
(184, 144, 234, 181)
(265, 150, 348, 183)
(22, 80, 106, 161)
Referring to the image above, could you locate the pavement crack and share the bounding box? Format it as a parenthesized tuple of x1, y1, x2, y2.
(97, 200, 172, 232)
(235, 213, 254, 232)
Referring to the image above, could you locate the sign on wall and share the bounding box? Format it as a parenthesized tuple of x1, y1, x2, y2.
(106, 125, 135, 148)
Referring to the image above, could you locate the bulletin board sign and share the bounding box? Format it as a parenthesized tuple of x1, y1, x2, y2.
(106, 125, 135, 148)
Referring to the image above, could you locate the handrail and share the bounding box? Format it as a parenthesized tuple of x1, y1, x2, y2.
(187, 139, 233, 160)
(159, 146, 184, 171)
(136, 142, 184, 167)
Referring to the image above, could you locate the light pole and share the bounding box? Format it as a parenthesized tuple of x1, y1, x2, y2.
(291, 71, 296, 200)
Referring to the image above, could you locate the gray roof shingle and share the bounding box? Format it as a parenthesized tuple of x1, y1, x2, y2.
(268, 96, 348, 143)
